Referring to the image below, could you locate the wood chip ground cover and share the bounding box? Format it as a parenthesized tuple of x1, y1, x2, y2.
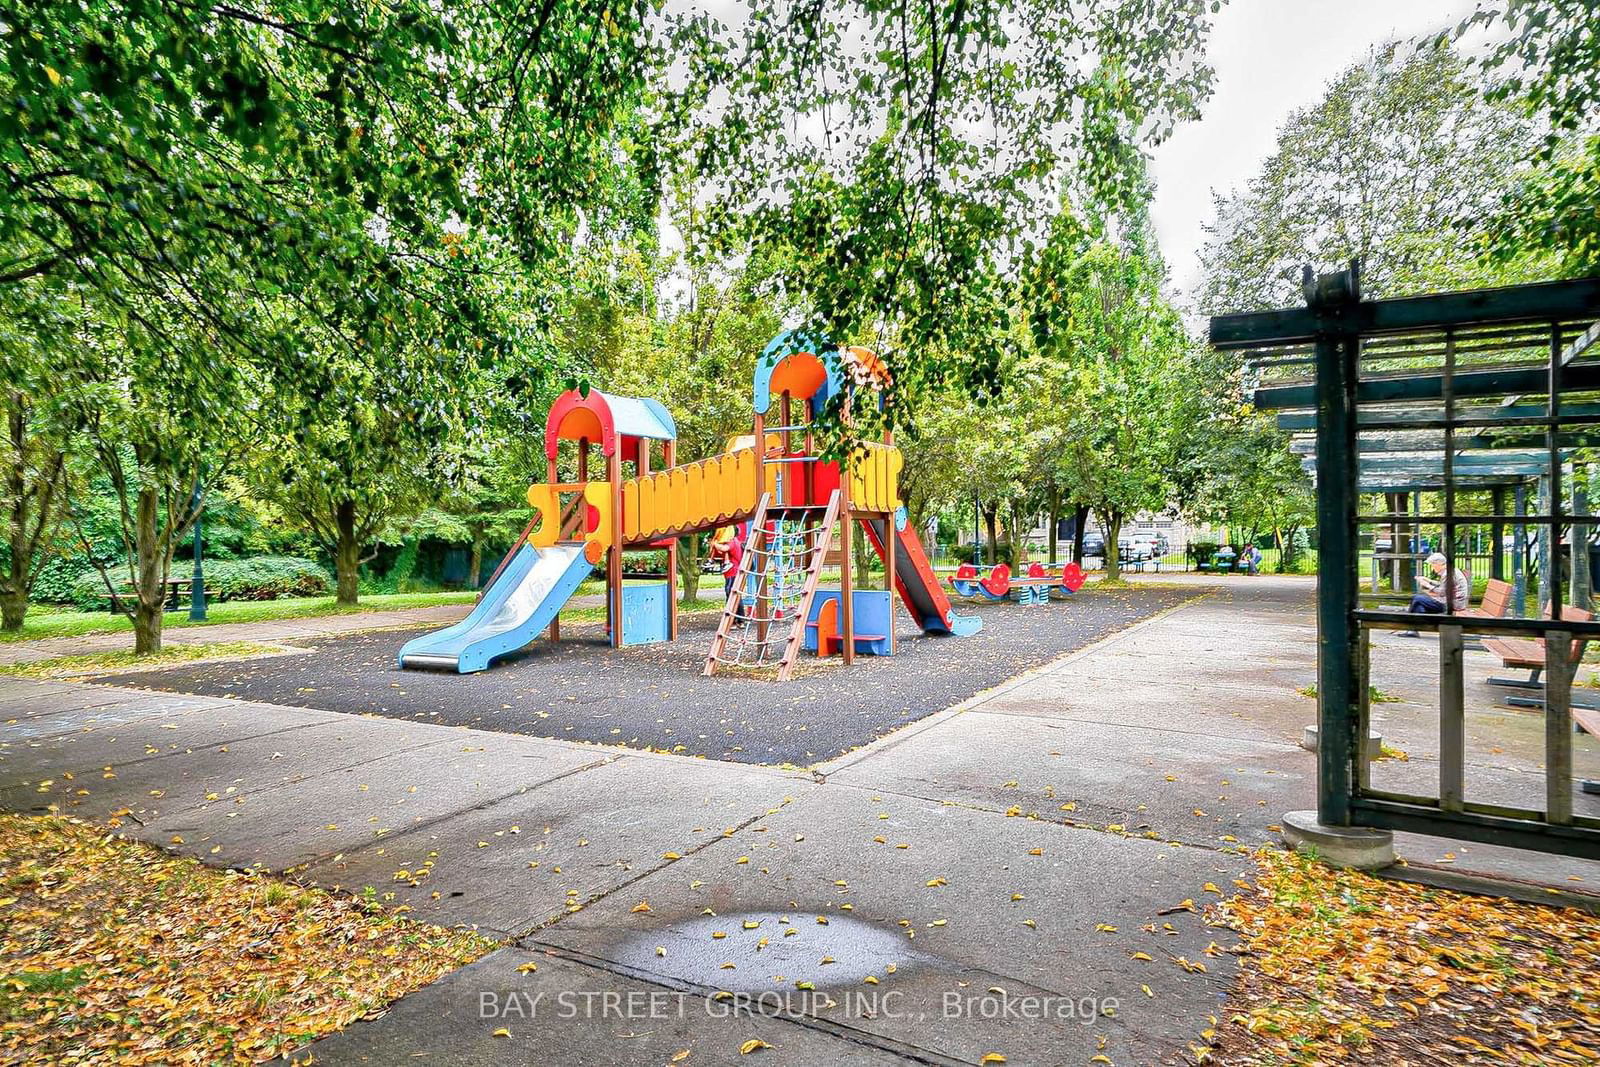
(0, 814, 493, 1063)
(1209, 847, 1600, 1064)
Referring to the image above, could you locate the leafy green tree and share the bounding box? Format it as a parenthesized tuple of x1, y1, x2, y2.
(679, 4, 1219, 431)
(0, 292, 74, 629)
(1182, 413, 1316, 571)
(1198, 42, 1555, 313)
(1028, 223, 1195, 581)
(3, 1, 667, 650)
(1452, 0, 1600, 273)
(61, 296, 269, 652)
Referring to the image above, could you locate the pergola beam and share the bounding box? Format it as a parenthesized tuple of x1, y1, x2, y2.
(1212, 276, 1600, 349)
(1560, 320, 1600, 366)
(1273, 400, 1600, 430)
(1256, 360, 1600, 410)
(1292, 433, 1600, 454)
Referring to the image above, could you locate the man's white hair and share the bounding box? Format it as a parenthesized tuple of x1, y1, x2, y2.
(1426, 552, 1447, 567)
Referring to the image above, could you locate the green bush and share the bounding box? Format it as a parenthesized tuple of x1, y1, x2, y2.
(69, 556, 330, 609)
(621, 550, 669, 575)
(27, 557, 95, 605)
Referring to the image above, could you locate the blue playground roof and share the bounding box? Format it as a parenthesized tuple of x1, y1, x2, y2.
(751, 328, 843, 416)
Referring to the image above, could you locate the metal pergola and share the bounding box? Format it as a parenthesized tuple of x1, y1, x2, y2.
(1211, 266, 1600, 860)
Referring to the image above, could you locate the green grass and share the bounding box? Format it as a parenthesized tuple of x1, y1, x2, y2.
(5, 591, 480, 644)
(1298, 682, 1401, 704)
(561, 595, 725, 624)
(0, 641, 286, 679)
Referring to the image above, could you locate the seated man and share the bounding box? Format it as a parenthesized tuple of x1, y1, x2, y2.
(1397, 552, 1469, 636)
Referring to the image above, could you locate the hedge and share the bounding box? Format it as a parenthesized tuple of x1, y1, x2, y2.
(69, 556, 330, 610)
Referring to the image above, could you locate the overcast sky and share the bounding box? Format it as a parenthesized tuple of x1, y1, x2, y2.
(1150, 0, 1480, 304)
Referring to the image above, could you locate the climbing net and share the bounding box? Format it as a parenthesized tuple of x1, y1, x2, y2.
(715, 518, 821, 668)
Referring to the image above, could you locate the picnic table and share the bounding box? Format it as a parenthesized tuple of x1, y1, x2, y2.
(98, 577, 196, 614)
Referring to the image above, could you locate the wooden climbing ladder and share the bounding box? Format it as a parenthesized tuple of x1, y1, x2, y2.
(704, 490, 841, 680)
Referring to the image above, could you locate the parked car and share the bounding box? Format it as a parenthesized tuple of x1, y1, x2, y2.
(1121, 537, 1150, 562)
(1129, 534, 1161, 560)
(1081, 532, 1106, 558)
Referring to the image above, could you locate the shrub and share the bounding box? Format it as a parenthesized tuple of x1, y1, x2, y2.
(621, 550, 669, 575)
(28, 557, 95, 605)
(69, 556, 330, 610)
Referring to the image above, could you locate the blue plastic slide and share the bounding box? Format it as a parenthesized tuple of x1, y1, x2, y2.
(397, 542, 592, 673)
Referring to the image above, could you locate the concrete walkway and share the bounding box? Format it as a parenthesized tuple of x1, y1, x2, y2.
(3, 576, 1596, 1066)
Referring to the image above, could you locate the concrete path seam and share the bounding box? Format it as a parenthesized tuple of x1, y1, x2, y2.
(811, 591, 1214, 777)
(0, 707, 336, 766)
(807, 778, 1263, 859)
(132, 736, 454, 825)
(287, 752, 625, 877)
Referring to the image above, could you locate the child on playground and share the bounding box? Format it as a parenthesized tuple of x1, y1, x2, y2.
(720, 528, 744, 603)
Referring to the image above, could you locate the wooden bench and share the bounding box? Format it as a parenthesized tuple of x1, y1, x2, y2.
(1484, 605, 1592, 690)
(1460, 578, 1514, 621)
(1577, 707, 1600, 796)
(1497, 630, 1600, 794)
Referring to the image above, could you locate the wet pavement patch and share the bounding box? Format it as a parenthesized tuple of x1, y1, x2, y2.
(93, 587, 1193, 766)
(608, 911, 922, 994)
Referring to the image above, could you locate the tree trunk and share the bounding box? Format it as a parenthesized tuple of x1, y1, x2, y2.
(678, 534, 701, 602)
(334, 498, 361, 606)
(467, 529, 484, 590)
(3, 405, 29, 631)
(0, 588, 26, 631)
(1047, 487, 1061, 566)
(1101, 510, 1123, 583)
(854, 522, 875, 578)
(134, 485, 164, 655)
(1072, 504, 1089, 566)
(982, 505, 999, 565)
(1006, 502, 1025, 572)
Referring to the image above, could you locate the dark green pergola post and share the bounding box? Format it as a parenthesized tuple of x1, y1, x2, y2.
(1513, 482, 1527, 616)
(1573, 465, 1591, 612)
(1538, 474, 1552, 611)
(1310, 266, 1361, 828)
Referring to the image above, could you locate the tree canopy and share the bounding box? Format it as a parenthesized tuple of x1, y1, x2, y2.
(1198, 42, 1557, 313)
(0, 0, 1588, 647)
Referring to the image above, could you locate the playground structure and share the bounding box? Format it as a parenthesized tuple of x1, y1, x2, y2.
(398, 331, 982, 677)
(949, 561, 1087, 604)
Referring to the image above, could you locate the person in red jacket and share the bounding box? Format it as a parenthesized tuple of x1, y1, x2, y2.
(722, 528, 744, 605)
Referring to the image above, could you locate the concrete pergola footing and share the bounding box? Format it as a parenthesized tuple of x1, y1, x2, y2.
(1301, 724, 1382, 759)
(1282, 810, 1395, 870)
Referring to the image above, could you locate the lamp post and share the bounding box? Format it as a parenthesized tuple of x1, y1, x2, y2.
(189, 477, 207, 621)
